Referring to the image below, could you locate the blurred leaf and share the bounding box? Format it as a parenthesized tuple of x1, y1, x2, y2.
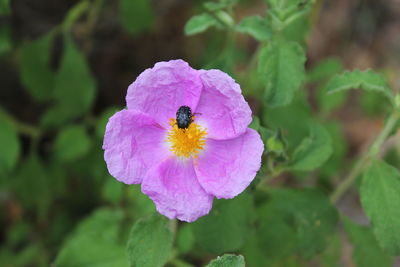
(280, 12, 310, 43)
(266, 0, 313, 43)
(40, 105, 75, 128)
(127, 185, 156, 219)
(241, 232, 268, 267)
(0, 244, 48, 267)
(257, 189, 338, 260)
(319, 234, 341, 267)
(0, 0, 10, 15)
(343, 218, 392, 267)
(13, 156, 51, 219)
(266, 130, 287, 157)
(318, 122, 347, 179)
(177, 224, 195, 254)
(127, 214, 173, 267)
(361, 90, 388, 116)
(96, 107, 119, 138)
(264, 95, 312, 147)
(0, 26, 12, 55)
(258, 40, 305, 107)
(288, 123, 332, 171)
(249, 116, 260, 131)
(55, 208, 127, 267)
(360, 160, 400, 255)
(214, 10, 234, 28)
(325, 69, 393, 102)
(54, 125, 91, 162)
(62, 0, 89, 31)
(120, 0, 154, 35)
(102, 177, 124, 205)
(6, 221, 30, 248)
(203, 2, 226, 11)
(220, 0, 240, 6)
(206, 254, 245, 267)
(192, 193, 254, 254)
(266, 0, 313, 11)
(317, 89, 348, 114)
(49, 36, 96, 124)
(20, 31, 55, 102)
(257, 205, 297, 261)
(0, 117, 20, 174)
(236, 15, 272, 41)
(307, 58, 344, 83)
(184, 13, 218, 36)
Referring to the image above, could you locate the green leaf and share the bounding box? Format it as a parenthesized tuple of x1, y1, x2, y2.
(54, 125, 91, 162)
(203, 2, 226, 11)
(0, 24, 12, 55)
(52, 36, 96, 121)
(236, 15, 272, 41)
(184, 13, 218, 36)
(177, 224, 195, 254)
(307, 58, 344, 83)
(325, 69, 393, 101)
(263, 95, 312, 147)
(289, 123, 332, 171)
(120, 0, 154, 35)
(318, 122, 348, 179)
(319, 234, 341, 267)
(96, 107, 119, 138)
(343, 218, 393, 267)
(13, 156, 51, 219)
(127, 185, 156, 219)
(55, 208, 128, 267)
(241, 232, 268, 267)
(360, 160, 400, 255)
(317, 88, 348, 114)
(248, 116, 260, 131)
(266, 0, 313, 43)
(258, 40, 306, 107)
(127, 214, 173, 267)
(0, 0, 10, 15)
(257, 189, 338, 259)
(20, 31, 55, 102)
(40, 105, 76, 128)
(206, 254, 245, 267)
(192, 193, 254, 254)
(0, 117, 20, 174)
(62, 0, 89, 31)
(102, 177, 124, 205)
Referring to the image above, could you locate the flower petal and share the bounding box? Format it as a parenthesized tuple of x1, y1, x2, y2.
(142, 158, 213, 222)
(126, 60, 203, 128)
(194, 129, 264, 199)
(103, 110, 170, 184)
(194, 69, 252, 140)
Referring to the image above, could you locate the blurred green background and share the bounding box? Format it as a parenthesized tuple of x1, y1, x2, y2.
(1, 0, 400, 266)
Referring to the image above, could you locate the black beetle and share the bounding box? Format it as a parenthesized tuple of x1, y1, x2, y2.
(176, 106, 193, 129)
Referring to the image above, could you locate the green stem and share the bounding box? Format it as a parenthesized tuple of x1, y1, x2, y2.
(330, 111, 400, 203)
(15, 121, 41, 138)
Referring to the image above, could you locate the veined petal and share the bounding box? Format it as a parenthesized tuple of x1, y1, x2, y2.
(194, 69, 252, 140)
(103, 110, 169, 184)
(194, 129, 264, 199)
(142, 158, 213, 222)
(126, 60, 203, 128)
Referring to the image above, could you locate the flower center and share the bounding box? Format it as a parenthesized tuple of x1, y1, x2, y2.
(167, 118, 207, 158)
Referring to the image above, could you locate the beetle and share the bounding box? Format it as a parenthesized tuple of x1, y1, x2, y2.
(176, 105, 194, 129)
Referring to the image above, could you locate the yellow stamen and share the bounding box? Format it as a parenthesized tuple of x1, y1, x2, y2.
(167, 118, 207, 158)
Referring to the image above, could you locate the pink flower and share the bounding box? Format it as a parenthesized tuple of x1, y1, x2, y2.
(103, 60, 264, 222)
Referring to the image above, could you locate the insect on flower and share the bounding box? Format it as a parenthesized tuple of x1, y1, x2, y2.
(176, 105, 193, 129)
(103, 60, 264, 222)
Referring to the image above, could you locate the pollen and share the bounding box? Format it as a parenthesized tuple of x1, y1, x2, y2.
(167, 118, 207, 158)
